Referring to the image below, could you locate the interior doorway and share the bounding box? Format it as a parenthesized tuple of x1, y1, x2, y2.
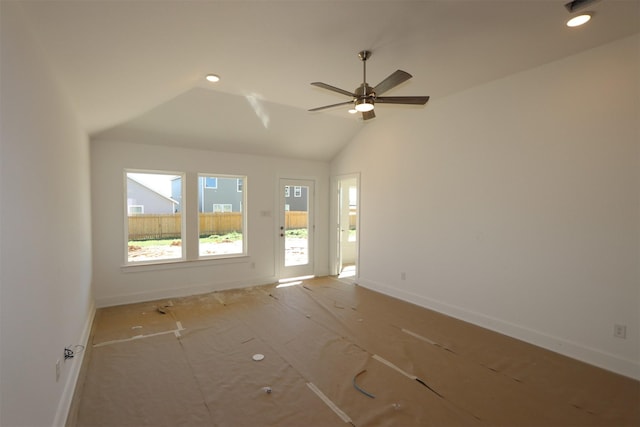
(335, 174, 359, 279)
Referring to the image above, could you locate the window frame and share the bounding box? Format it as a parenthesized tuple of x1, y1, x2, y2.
(123, 170, 249, 268)
(124, 170, 185, 265)
(198, 173, 248, 260)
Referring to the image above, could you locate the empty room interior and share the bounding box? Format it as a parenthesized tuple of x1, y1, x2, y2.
(1, 1, 639, 426)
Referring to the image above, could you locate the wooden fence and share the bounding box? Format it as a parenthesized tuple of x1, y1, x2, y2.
(285, 211, 308, 229)
(199, 212, 243, 237)
(128, 214, 183, 241)
(128, 212, 309, 241)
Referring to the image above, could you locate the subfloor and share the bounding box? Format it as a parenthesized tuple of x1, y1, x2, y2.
(69, 277, 639, 426)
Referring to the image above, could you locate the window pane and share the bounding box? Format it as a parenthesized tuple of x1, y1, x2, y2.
(348, 186, 357, 242)
(199, 175, 246, 257)
(205, 177, 218, 188)
(284, 184, 309, 266)
(128, 205, 144, 215)
(126, 172, 182, 263)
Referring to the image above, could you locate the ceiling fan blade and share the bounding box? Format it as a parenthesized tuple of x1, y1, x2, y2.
(362, 110, 375, 120)
(373, 70, 412, 95)
(308, 101, 354, 112)
(376, 96, 430, 105)
(311, 82, 354, 97)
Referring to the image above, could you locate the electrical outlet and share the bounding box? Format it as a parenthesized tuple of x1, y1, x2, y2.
(614, 324, 627, 339)
(56, 359, 61, 382)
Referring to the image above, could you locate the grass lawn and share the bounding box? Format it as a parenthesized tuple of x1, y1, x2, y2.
(129, 229, 309, 247)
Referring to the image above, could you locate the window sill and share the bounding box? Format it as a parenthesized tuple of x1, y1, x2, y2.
(121, 255, 250, 273)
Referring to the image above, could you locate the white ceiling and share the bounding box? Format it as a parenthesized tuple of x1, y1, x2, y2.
(19, 0, 640, 161)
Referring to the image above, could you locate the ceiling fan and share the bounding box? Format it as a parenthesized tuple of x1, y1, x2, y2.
(309, 50, 430, 120)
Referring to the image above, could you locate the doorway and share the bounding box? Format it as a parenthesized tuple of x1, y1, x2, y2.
(279, 179, 314, 279)
(336, 174, 359, 279)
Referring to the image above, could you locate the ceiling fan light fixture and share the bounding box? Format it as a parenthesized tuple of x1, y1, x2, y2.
(348, 108, 358, 114)
(566, 13, 592, 27)
(354, 99, 374, 112)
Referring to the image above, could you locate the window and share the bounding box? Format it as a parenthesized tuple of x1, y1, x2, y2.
(199, 174, 247, 258)
(213, 204, 232, 212)
(294, 186, 302, 197)
(348, 186, 357, 242)
(128, 205, 144, 215)
(126, 171, 183, 263)
(204, 177, 218, 189)
(124, 171, 247, 265)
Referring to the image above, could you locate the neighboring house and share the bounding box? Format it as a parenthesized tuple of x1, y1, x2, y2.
(172, 176, 243, 213)
(171, 178, 305, 212)
(127, 177, 179, 214)
(284, 185, 308, 212)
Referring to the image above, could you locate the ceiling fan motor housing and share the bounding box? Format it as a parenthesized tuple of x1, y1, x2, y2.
(355, 83, 375, 100)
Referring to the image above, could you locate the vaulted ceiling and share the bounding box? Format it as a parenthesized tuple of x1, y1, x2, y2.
(19, 0, 639, 161)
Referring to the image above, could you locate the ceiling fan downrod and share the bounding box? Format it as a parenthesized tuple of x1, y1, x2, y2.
(358, 50, 372, 97)
(358, 50, 371, 84)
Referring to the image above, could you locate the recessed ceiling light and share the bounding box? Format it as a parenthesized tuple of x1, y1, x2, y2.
(567, 13, 592, 27)
(205, 74, 220, 83)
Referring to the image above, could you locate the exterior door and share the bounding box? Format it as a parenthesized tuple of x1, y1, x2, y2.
(337, 175, 358, 278)
(279, 179, 314, 278)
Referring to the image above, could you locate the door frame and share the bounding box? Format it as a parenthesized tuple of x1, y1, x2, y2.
(277, 177, 315, 279)
(330, 173, 360, 278)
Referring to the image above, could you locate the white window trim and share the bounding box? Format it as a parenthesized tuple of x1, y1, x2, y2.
(121, 255, 250, 273)
(124, 170, 186, 266)
(198, 174, 248, 260)
(124, 171, 248, 267)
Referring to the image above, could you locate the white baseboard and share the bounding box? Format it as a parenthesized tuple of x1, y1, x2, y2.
(53, 299, 96, 427)
(95, 275, 278, 308)
(357, 278, 639, 380)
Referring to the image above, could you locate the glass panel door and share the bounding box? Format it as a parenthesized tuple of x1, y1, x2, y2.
(279, 179, 314, 278)
(337, 175, 358, 278)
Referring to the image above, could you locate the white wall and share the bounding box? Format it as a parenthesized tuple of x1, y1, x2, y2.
(90, 140, 330, 307)
(0, 3, 95, 426)
(331, 35, 640, 379)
